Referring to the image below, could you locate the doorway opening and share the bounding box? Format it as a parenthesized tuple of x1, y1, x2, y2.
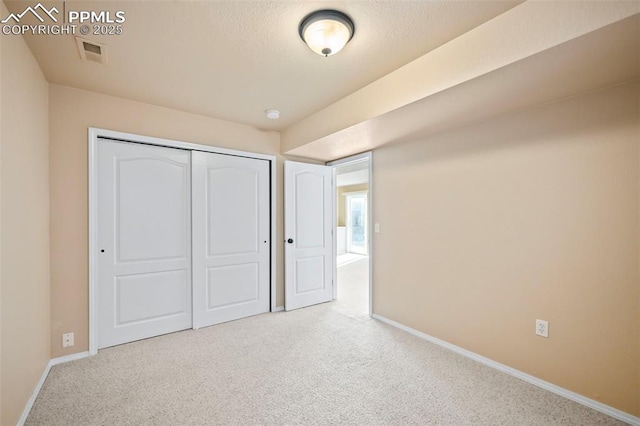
(332, 157, 370, 316)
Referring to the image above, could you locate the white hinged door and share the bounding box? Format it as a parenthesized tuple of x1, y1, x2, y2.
(284, 161, 334, 311)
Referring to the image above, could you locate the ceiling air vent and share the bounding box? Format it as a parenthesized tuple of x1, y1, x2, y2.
(76, 37, 108, 64)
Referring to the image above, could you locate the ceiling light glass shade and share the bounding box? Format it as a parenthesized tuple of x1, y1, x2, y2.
(299, 10, 355, 57)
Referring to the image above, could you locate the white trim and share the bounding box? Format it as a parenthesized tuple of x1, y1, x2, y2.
(90, 128, 276, 161)
(17, 351, 91, 425)
(331, 168, 338, 301)
(88, 127, 277, 354)
(88, 128, 99, 355)
(270, 160, 277, 313)
(327, 152, 373, 317)
(16, 362, 51, 426)
(273, 305, 285, 312)
(367, 154, 373, 317)
(328, 152, 371, 167)
(50, 351, 90, 366)
(372, 314, 640, 426)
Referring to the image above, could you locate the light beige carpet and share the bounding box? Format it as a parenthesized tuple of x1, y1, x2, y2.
(336, 256, 369, 317)
(27, 259, 623, 425)
(337, 253, 367, 268)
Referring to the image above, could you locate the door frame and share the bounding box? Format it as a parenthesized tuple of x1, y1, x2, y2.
(327, 152, 373, 317)
(88, 128, 277, 356)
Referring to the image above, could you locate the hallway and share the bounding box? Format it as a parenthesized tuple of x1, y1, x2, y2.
(334, 256, 369, 318)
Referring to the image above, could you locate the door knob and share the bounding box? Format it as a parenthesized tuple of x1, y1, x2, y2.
(287, 238, 294, 244)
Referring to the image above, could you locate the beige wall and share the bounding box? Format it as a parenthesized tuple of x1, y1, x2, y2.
(0, 4, 51, 424)
(372, 80, 640, 415)
(337, 184, 369, 227)
(48, 84, 285, 358)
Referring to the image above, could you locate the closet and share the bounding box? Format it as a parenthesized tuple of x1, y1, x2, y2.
(96, 139, 270, 349)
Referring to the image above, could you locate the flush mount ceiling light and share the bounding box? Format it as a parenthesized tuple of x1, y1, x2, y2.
(299, 10, 355, 57)
(265, 109, 280, 120)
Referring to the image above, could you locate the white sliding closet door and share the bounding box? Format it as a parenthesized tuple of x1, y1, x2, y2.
(192, 151, 270, 328)
(97, 140, 192, 349)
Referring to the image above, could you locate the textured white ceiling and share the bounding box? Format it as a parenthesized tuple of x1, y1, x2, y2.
(8, 0, 521, 130)
(337, 170, 369, 187)
(336, 160, 369, 186)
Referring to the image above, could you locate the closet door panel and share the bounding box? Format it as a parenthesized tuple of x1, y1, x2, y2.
(97, 140, 192, 349)
(192, 152, 270, 327)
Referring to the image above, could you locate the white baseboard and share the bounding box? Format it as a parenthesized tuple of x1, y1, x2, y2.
(372, 314, 639, 426)
(17, 351, 91, 426)
(272, 306, 285, 312)
(16, 361, 52, 426)
(50, 351, 90, 366)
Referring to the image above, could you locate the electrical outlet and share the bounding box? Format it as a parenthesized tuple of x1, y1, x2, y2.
(62, 332, 74, 348)
(535, 320, 549, 338)
(374, 223, 380, 233)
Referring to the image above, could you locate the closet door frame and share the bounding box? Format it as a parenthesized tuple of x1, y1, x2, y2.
(88, 128, 277, 356)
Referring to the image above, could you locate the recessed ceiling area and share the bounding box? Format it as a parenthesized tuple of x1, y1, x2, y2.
(7, 0, 522, 131)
